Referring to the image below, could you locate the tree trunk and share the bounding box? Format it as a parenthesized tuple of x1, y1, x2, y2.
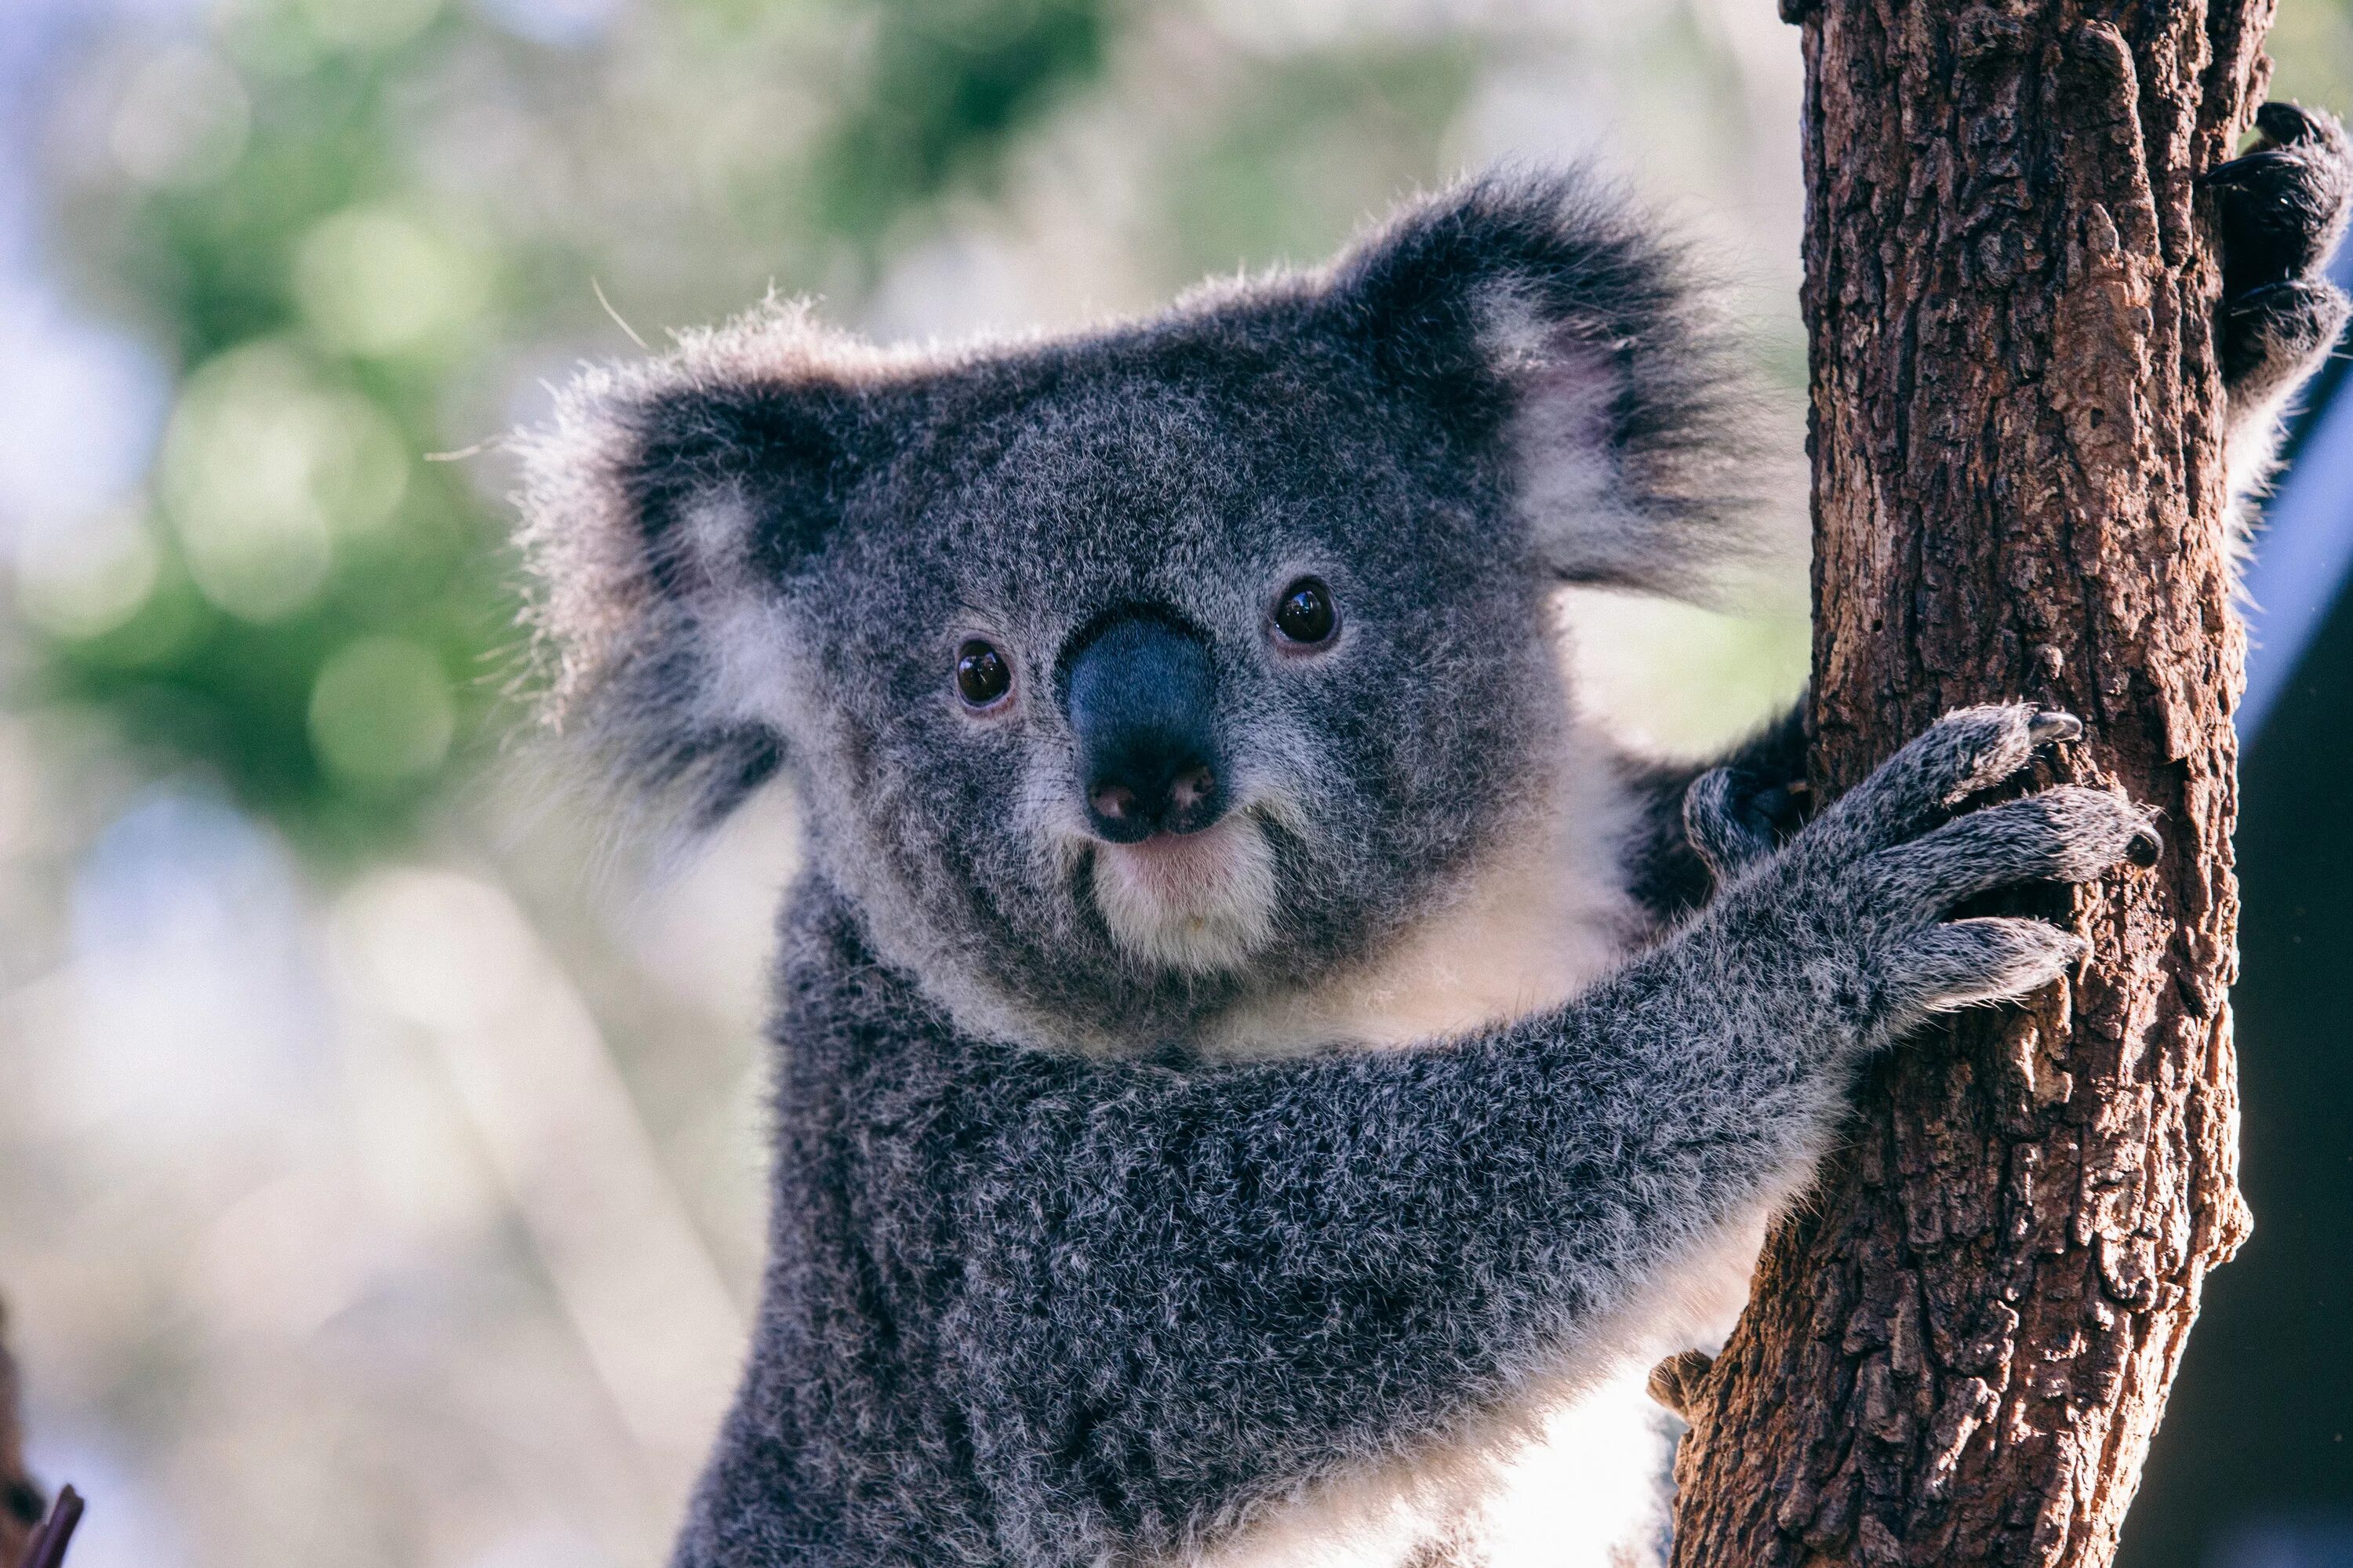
(1667, 2, 2268, 1563)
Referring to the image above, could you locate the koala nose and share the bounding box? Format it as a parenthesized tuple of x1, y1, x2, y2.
(1064, 615, 1228, 844)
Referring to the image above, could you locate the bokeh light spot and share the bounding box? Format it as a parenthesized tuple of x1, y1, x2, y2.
(14, 504, 162, 641)
(308, 636, 457, 785)
(295, 0, 446, 53)
(158, 343, 409, 621)
(296, 206, 491, 358)
(108, 47, 253, 188)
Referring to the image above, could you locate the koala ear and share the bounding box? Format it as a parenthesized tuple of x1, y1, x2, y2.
(1329, 170, 1763, 599)
(513, 300, 886, 824)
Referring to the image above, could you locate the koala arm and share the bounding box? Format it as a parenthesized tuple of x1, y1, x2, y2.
(2205, 104, 2353, 521)
(761, 899, 1827, 1565)
(700, 707, 2144, 1566)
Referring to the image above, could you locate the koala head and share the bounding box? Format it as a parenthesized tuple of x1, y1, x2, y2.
(516, 172, 1755, 1049)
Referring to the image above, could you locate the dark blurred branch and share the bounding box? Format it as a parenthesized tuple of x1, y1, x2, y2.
(0, 1303, 45, 1566)
(15, 1488, 80, 1568)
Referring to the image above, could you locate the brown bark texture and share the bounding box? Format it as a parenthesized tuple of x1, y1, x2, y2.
(1668, 2, 2271, 1564)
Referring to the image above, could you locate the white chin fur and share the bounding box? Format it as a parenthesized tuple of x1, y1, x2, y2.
(1092, 816, 1277, 974)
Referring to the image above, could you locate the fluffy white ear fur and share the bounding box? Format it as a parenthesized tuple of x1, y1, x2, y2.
(504, 298, 935, 831)
(1504, 348, 1770, 601)
(1479, 289, 1678, 593)
(508, 296, 919, 727)
(1338, 174, 1779, 606)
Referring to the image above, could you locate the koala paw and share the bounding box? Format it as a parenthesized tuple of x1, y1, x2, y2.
(2206, 101, 2353, 406)
(1682, 766, 1806, 883)
(1646, 1348, 1715, 1421)
(1710, 705, 2151, 1052)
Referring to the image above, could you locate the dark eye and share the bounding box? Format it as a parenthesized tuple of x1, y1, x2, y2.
(955, 639, 1012, 708)
(1273, 578, 1337, 646)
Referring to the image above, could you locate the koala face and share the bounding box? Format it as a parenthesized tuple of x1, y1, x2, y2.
(518, 173, 1752, 1046)
(751, 333, 1562, 1037)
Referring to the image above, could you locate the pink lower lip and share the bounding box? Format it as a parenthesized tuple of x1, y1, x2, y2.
(1105, 822, 1235, 897)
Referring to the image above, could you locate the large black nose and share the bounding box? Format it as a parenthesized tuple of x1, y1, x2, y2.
(1064, 616, 1228, 844)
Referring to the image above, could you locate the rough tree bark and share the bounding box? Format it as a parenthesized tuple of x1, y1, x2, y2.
(1667, 2, 2268, 1563)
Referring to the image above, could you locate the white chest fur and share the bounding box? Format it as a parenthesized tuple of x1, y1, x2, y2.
(1207, 729, 1649, 1058)
(1169, 1207, 1768, 1568)
(1183, 729, 1759, 1568)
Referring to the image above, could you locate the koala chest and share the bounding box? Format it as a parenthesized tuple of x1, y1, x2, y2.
(1174, 1209, 1769, 1568)
(1184, 745, 1760, 1568)
(1208, 743, 1648, 1055)
(1179, 1371, 1672, 1568)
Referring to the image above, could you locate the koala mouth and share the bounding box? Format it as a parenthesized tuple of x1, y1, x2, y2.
(1089, 813, 1278, 976)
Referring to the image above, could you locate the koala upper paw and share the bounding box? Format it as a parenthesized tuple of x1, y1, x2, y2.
(1682, 765, 1805, 883)
(2207, 101, 2353, 406)
(1707, 705, 2149, 1054)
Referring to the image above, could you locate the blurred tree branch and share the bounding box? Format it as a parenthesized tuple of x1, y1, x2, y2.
(0, 1301, 45, 1565)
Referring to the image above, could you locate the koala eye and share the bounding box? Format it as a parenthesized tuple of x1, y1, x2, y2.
(1273, 578, 1338, 646)
(955, 639, 1013, 708)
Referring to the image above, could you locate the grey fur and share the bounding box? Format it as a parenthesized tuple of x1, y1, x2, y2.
(507, 140, 2350, 1567)
(2213, 104, 2353, 412)
(2210, 103, 2353, 518)
(516, 170, 1766, 1051)
(675, 706, 2132, 1568)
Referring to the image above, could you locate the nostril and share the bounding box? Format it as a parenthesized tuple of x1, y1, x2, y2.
(1092, 782, 1140, 822)
(1168, 765, 1216, 813)
(1086, 757, 1224, 839)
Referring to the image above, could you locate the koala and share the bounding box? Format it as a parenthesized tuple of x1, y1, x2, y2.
(511, 104, 2351, 1568)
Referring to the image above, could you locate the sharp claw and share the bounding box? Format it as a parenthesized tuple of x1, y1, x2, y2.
(2028, 711, 2082, 744)
(2227, 280, 2311, 309)
(2200, 147, 2295, 188)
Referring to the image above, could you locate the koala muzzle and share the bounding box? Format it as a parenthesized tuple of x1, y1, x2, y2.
(1064, 616, 1228, 843)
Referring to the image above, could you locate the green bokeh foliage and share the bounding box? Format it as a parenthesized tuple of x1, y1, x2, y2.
(27, 0, 1129, 860)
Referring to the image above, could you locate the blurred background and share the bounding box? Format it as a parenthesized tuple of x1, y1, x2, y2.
(0, 2, 2343, 1566)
